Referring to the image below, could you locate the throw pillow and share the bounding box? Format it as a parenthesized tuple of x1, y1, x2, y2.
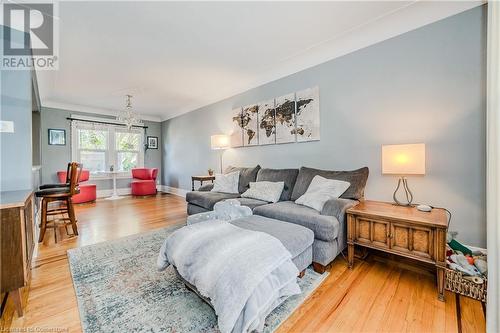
(224, 165, 261, 193)
(291, 166, 369, 201)
(295, 175, 351, 212)
(241, 181, 285, 203)
(211, 171, 240, 194)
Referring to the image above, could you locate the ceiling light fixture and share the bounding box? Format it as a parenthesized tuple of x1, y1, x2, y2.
(117, 94, 144, 130)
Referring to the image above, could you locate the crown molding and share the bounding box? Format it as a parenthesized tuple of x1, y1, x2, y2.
(42, 99, 162, 122)
(160, 0, 485, 122)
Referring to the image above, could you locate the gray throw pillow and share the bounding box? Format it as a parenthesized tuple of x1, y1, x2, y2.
(241, 181, 285, 203)
(256, 168, 299, 201)
(291, 166, 369, 201)
(224, 165, 261, 193)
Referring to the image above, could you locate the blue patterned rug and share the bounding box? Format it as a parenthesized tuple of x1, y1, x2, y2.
(67, 225, 328, 333)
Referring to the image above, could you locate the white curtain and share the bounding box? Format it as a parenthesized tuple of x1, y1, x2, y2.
(487, 1, 500, 332)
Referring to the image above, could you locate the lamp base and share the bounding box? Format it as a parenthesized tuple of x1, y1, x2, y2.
(393, 176, 414, 206)
(219, 150, 224, 174)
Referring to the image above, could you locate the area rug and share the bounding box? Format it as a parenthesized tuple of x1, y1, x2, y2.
(67, 225, 328, 333)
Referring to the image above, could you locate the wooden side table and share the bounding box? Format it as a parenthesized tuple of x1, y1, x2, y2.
(0, 190, 35, 317)
(346, 200, 449, 301)
(191, 175, 215, 191)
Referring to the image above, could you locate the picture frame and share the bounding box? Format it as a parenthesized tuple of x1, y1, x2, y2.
(48, 129, 66, 145)
(147, 136, 158, 149)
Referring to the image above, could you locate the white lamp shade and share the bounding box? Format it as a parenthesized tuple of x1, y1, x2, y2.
(211, 134, 230, 150)
(382, 143, 425, 175)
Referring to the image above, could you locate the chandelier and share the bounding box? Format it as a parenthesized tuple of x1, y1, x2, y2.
(117, 94, 144, 130)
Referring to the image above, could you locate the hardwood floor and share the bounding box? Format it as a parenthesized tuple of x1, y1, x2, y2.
(4, 194, 485, 332)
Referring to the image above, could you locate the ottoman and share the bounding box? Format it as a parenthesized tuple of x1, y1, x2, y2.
(229, 215, 314, 274)
(175, 214, 315, 310)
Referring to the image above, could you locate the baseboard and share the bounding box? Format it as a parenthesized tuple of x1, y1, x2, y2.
(96, 188, 132, 198)
(96, 185, 185, 199)
(160, 185, 188, 198)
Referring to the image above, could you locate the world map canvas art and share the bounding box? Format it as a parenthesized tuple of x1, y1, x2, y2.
(230, 86, 320, 147)
(231, 107, 243, 147)
(275, 93, 297, 144)
(242, 104, 259, 146)
(296, 86, 320, 142)
(258, 99, 276, 145)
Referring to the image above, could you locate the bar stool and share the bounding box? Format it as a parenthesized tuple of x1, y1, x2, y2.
(36, 162, 82, 243)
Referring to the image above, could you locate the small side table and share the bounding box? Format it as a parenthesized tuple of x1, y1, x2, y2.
(191, 175, 215, 191)
(346, 200, 449, 301)
(105, 171, 124, 200)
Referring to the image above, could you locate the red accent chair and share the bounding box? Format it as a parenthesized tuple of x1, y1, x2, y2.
(131, 168, 158, 196)
(57, 169, 97, 204)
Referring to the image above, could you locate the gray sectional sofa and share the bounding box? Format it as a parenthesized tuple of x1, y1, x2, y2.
(185, 165, 369, 273)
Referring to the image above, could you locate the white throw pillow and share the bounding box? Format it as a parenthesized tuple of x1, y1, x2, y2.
(295, 175, 351, 212)
(211, 171, 240, 194)
(241, 181, 285, 203)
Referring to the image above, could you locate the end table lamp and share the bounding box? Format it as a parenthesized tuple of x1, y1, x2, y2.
(382, 143, 425, 206)
(211, 134, 230, 173)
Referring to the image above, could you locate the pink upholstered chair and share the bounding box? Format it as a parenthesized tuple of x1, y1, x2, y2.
(57, 169, 97, 204)
(131, 168, 158, 196)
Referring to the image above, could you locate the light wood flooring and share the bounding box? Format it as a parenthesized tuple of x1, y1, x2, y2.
(4, 194, 486, 332)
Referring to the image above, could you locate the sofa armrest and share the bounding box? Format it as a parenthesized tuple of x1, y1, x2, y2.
(198, 184, 214, 192)
(321, 198, 358, 224)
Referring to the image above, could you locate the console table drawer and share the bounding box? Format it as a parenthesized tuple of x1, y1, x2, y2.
(352, 217, 434, 261)
(390, 223, 434, 260)
(354, 217, 390, 249)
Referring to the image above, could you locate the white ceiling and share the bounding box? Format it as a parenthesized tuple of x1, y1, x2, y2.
(37, 1, 484, 122)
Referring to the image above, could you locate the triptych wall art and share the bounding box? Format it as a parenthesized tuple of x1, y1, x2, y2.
(231, 86, 320, 147)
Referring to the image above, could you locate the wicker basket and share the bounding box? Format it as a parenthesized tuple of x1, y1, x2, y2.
(445, 268, 487, 302)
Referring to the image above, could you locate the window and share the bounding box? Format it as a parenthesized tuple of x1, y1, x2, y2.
(71, 120, 144, 176)
(77, 128, 107, 173)
(115, 131, 142, 171)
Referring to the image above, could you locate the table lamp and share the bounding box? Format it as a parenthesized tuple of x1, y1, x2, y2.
(211, 134, 230, 173)
(382, 143, 425, 206)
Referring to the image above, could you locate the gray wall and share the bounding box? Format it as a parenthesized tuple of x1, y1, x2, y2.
(32, 111, 41, 165)
(41, 107, 162, 190)
(162, 7, 487, 246)
(0, 27, 33, 191)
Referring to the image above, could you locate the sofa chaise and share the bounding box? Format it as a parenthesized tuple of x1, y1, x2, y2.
(185, 165, 369, 273)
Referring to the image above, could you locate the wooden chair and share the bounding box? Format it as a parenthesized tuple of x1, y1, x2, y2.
(36, 162, 82, 243)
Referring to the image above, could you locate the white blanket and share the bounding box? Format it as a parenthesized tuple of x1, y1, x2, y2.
(157, 219, 301, 333)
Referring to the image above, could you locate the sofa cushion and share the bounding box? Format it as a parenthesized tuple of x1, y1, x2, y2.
(185, 191, 240, 210)
(187, 203, 209, 215)
(230, 215, 314, 258)
(235, 197, 270, 210)
(291, 166, 369, 201)
(253, 201, 340, 242)
(225, 165, 261, 193)
(256, 168, 299, 201)
(241, 181, 284, 203)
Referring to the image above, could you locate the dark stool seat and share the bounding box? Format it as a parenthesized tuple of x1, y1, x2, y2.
(38, 183, 69, 190)
(35, 187, 70, 196)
